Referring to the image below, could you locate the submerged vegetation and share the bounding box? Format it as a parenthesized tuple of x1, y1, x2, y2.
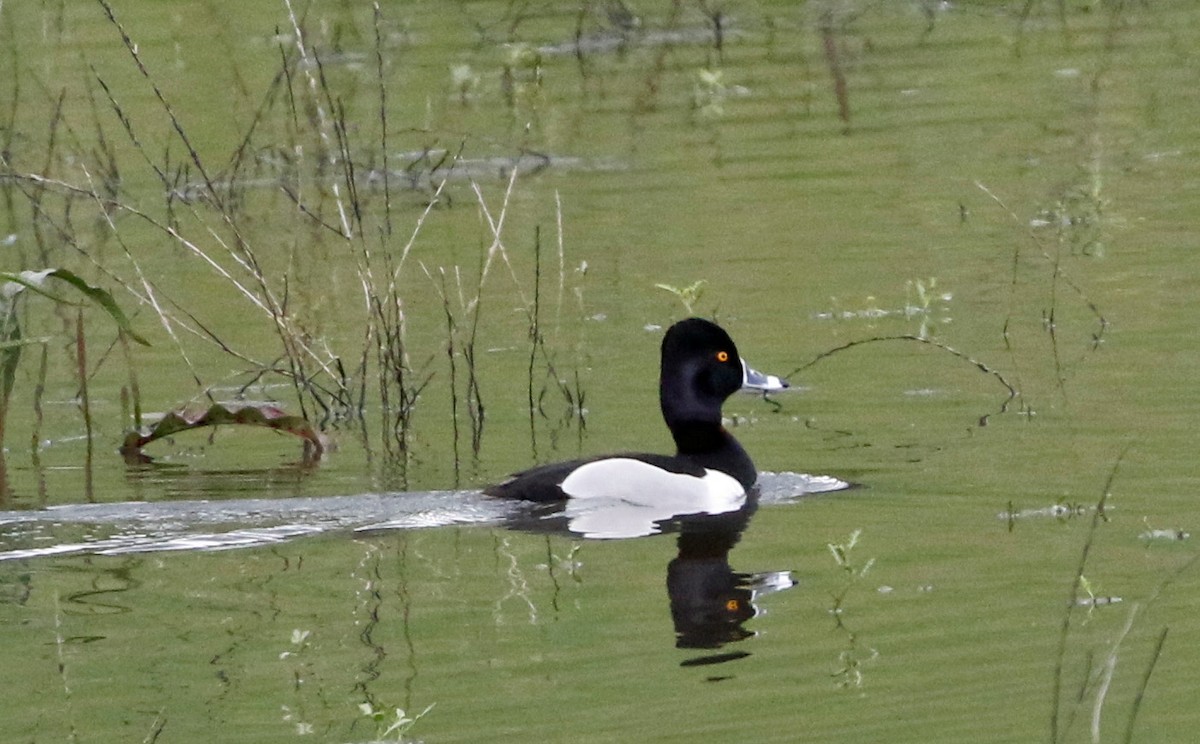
(0, 0, 603, 496)
(826, 528, 879, 690)
(0, 268, 150, 494)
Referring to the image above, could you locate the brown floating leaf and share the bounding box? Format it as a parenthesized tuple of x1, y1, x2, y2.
(120, 403, 325, 457)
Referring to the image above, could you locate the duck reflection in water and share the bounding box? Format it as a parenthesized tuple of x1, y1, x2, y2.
(505, 484, 795, 666)
(667, 493, 793, 659)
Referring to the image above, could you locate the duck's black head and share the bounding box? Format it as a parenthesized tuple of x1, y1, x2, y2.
(659, 318, 746, 453)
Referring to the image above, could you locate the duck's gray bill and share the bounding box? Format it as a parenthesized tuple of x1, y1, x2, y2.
(741, 360, 789, 392)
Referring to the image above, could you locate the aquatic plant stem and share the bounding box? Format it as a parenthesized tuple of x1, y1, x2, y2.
(457, 264, 485, 457)
(471, 169, 531, 310)
(787, 333, 1018, 415)
(85, 15, 349, 416)
(118, 333, 142, 429)
(1115, 549, 1200, 742)
(1122, 626, 1168, 744)
(974, 180, 1109, 413)
(1049, 444, 1126, 744)
(52, 591, 79, 743)
(818, 9, 851, 133)
(428, 265, 462, 483)
(1016, 0, 1070, 56)
(281, 0, 350, 237)
(31, 344, 48, 504)
(373, 2, 393, 240)
(74, 310, 94, 502)
(528, 225, 542, 455)
(96, 0, 222, 207)
(1091, 603, 1139, 743)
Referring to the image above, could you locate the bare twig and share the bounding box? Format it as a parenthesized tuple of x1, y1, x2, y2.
(786, 333, 1018, 410)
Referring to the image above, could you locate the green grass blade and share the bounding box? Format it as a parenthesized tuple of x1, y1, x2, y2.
(0, 269, 151, 346)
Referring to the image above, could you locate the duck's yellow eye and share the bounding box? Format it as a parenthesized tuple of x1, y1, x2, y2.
(716, 351, 729, 363)
(725, 598, 740, 612)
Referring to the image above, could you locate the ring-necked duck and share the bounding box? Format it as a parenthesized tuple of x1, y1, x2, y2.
(485, 318, 784, 510)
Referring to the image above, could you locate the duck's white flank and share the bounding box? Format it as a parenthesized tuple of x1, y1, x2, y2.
(560, 457, 744, 511)
(560, 458, 747, 538)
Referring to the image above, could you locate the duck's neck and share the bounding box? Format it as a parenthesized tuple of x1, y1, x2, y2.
(668, 419, 757, 488)
(668, 419, 731, 454)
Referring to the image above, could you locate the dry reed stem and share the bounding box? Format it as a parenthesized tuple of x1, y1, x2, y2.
(471, 168, 532, 312)
(91, 5, 350, 409)
(282, 0, 351, 238)
(76, 163, 209, 390)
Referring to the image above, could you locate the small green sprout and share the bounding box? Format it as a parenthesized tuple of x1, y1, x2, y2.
(359, 701, 436, 741)
(655, 280, 707, 314)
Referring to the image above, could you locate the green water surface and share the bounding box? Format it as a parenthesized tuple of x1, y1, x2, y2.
(2, 1, 1199, 742)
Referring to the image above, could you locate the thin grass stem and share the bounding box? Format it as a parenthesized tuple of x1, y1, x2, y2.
(1049, 444, 1128, 744)
(1122, 626, 1169, 744)
(74, 310, 94, 501)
